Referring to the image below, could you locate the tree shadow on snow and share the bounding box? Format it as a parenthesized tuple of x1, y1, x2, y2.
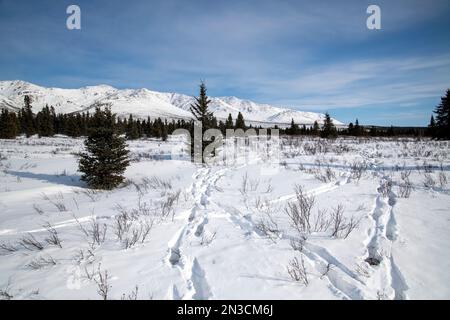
(6, 170, 84, 187)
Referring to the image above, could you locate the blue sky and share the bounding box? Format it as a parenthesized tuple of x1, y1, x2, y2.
(1, 0, 449, 126)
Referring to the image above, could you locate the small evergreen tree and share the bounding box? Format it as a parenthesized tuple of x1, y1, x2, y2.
(225, 113, 234, 129)
(36, 105, 54, 137)
(321, 112, 337, 138)
(126, 114, 140, 140)
(348, 122, 354, 135)
(20, 95, 36, 137)
(190, 82, 214, 128)
(161, 121, 168, 141)
(433, 89, 450, 139)
(312, 121, 320, 136)
(387, 126, 395, 137)
(78, 108, 130, 190)
(427, 115, 436, 137)
(354, 119, 363, 136)
(66, 114, 81, 137)
(288, 118, 300, 135)
(235, 112, 246, 130)
(189, 82, 214, 162)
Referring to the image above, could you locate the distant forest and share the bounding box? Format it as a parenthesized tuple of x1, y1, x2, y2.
(1, 88, 449, 140)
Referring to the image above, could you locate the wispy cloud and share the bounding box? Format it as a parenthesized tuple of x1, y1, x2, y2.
(0, 0, 449, 125)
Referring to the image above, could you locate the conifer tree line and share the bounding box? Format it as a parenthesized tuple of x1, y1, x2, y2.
(0, 95, 253, 140)
(283, 112, 434, 138)
(2, 89, 448, 140)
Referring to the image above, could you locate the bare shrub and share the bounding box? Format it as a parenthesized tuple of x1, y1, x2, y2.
(290, 237, 306, 252)
(330, 205, 345, 237)
(378, 180, 392, 197)
(123, 221, 153, 249)
(249, 178, 260, 192)
(285, 185, 315, 235)
(84, 264, 96, 280)
(356, 203, 367, 211)
(133, 196, 152, 217)
(121, 285, 139, 300)
(160, 190, 180, 220)
(350, 161, 367, 181)
(43, 222, 62, 248)
(81, 189, 101, 202)
(134, 176, 172, 195)
(313, 164, 336, 183)
(19, 233, 44, 251)
(94, 264, 111, 300)
(147, 176, 172, 190)
(320, 263, 334, 279)
(32, 204, 44, 215)
(239, 172, 249, 195)
(400, 169, 411, 181)
(423, 173, 436, 189)
(325, 167, 336, 181)
(330, 205, 360, 239)
(114, 212, 132, 241)
(313, 208, 332, 233)
(27, 255, 57, 270)
(287, 256, 308, 286)
(0, 279, 13, 300)
(255, 212, 280, 243)
(200, 231, 217, 246)
(74, 248, 95, 265)
(89, 218, 107, 247)
(42, 192, 67, 212)
(71, 213, 89, 238)
(398, 180, 412, 198)
(341, 216, 360, 239)
(438, 171, 448, 188)
(355, 263, 370, 278)
(0, 242, 18, 254)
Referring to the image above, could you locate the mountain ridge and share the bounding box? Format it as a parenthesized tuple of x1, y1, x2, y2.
(0, 80, 343, 126)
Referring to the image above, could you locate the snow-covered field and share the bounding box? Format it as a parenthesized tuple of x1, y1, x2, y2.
(0, 135, 449, 300)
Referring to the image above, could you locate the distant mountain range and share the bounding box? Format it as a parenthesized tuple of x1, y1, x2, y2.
(0, 80, 343, 127)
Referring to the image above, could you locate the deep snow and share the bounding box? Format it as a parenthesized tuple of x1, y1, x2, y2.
(0, 135, 449, 300)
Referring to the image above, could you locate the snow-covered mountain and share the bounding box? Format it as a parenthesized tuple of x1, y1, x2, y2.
(0, 80, 342, 126)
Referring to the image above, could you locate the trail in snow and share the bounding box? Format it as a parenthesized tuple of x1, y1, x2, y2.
(166, 167, 227, 300)
(364, 177, 409, 300)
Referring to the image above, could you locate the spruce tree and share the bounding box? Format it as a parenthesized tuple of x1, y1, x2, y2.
(225, 113, 234, 129)
(78, 108, 129, 190)
(36, 105, 54, 137)
(312, 121, 320, 136)
(427, 115, 436, 137)
(190, 82, 213, 128)
(321, 112, 337, 138)
(66, 114, 81, 137)
(387, 126, 395, 137)
(288, 118, 300, 135)
(189, 82, 214, 163)
(161, 122, 168, 141)
(348, 122, 354, 135)
(354, 119, 363, 136)
(126, 114, 139, 140)
(235, 112, 246, 130)
(433, 89, 450, 139)
(20, 95, 36, 137)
